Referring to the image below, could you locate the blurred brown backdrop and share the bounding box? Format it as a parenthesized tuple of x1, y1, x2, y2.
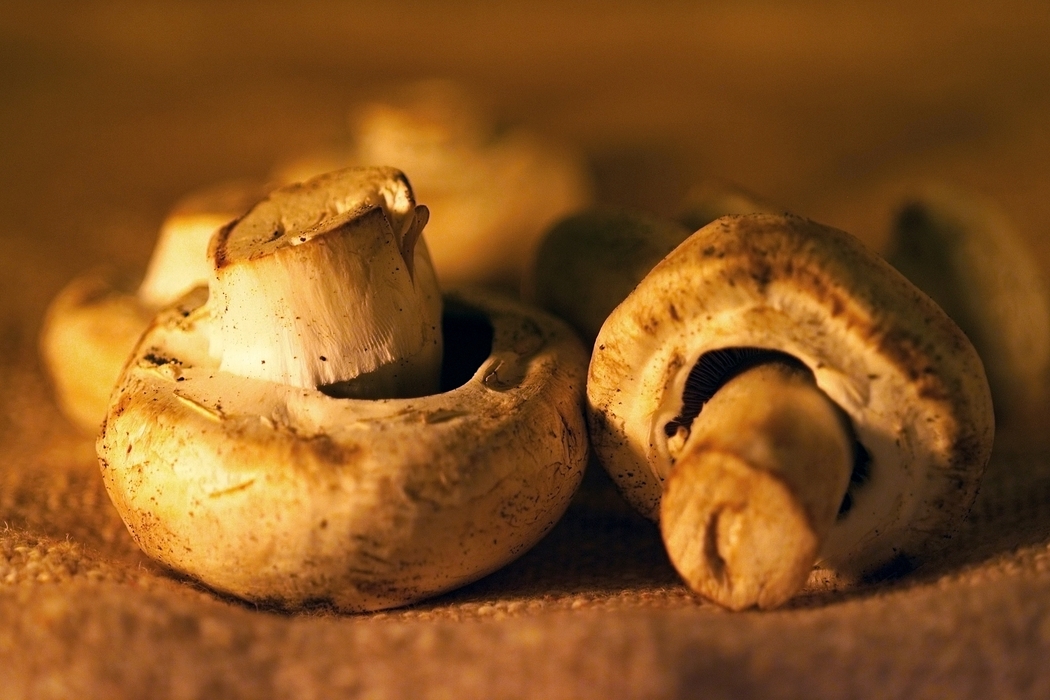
(4, 0, 1050, 324)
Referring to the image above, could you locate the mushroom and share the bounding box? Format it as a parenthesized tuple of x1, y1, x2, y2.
(278, 80, 593, 289)
(571, 213, 992, 609)
(97, 166, 589, 611)
(528, 209, 693, 345)
(40, 180, 266, 431)
(527, 181, 781, 344)
(885, 184, 1050, 423)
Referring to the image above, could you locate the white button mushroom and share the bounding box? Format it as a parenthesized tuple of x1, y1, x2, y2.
(277, 80, 593, 289)
(528, 210, 694, 345)
(97, 166, 589, 612)
(40, 180, 266, 431)
(550, 212, 993, 610)
(527, 181, 781, 345)
(885, 184, 1050, 424)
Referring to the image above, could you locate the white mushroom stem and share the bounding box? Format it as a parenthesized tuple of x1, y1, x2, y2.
(660, 359, 853, 610)
(208, 167, 443, 399)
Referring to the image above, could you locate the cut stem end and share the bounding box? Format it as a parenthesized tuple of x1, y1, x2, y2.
(660, 360, 853, 610)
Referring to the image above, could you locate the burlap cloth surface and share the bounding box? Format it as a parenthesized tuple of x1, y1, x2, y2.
(4, 2, 1050, 697)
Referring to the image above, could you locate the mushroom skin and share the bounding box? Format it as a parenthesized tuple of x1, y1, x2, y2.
(40, 180, 265, 431)
(588, 214, 994, 598)
(97, 287, 588, 611)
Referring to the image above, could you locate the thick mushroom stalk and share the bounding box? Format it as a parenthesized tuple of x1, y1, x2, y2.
(208, 168, 441, 398)
(661, 360, 852, 610)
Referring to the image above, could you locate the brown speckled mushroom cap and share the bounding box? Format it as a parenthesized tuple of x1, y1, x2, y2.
(97, 286, 588, 613)
(588, 213, 994, 581)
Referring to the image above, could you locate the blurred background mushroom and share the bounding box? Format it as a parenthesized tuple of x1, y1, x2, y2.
(4, 1, 1050, 698)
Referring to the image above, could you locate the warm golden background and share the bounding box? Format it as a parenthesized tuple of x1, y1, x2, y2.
(3, 1, 1050, 697)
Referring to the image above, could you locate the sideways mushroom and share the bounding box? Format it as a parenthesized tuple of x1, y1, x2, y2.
(278, 80, 593, 288)
(538, 212, 993, 610)
(97, 166, 589, 612)
(885, 184, 1050, 423)
(40, 180, 266, 431)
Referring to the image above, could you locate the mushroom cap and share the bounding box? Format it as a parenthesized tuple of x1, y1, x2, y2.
(677, 178, 783, 233)
(138, 180, 267, 308)
(528, 181, 786, 347)
(97, 287, 588, 612)
(588, 213, 994, 580)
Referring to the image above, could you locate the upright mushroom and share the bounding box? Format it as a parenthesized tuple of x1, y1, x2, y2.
(40, 180, 266, 431)
(542, 212, 993, 610)
(277, 80, 593, 288)
(97, 166, 589, 611)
